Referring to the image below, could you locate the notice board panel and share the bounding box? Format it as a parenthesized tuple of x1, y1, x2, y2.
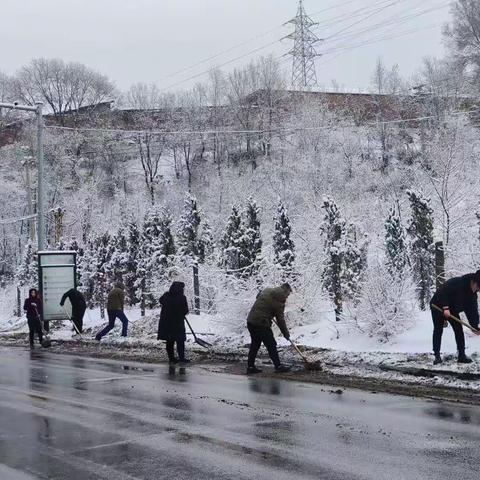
(38, 251, 76, 321)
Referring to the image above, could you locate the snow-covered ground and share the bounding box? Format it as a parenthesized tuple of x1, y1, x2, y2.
(2, 284, 480, 395)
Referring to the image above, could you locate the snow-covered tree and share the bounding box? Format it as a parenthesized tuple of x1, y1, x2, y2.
(177, 193, 213, 313)
(177, 193, 213, 263)
(321, 197, 368, 318)
(407, 190, 435, 310)
(123, 220, 141, 305)
(342, 222, 368, 302)
(16, 241, 37, 289)
(321, 197, 344, 320)
(135, 206, 176, 310)
(385, 206, 408, 278)
(273, 201, 295, 272)
(243, 197, 262, 273)
(353, 262, 415, 342)
(90, 232, 115, 317)
(220, 205, 248, 273)
(105, 230, 129, 284)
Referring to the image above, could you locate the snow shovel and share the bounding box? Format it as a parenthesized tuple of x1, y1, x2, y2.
(287, 337, 322, 371)
(432, 304, 480, 333)
(34, 305, 51, 348)
(273, 319, 322, 371)
(62, 305, 82, 336)
(184, 317, 212, 349)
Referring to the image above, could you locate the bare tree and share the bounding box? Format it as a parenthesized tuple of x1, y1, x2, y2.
(14, 58, 116, 124)
(227, 62, 260, 169)
(0, 71, 16, 127)
(371, 58, 407, 172)
(444, 0, 480, 86)
(137, 132, 165, 204)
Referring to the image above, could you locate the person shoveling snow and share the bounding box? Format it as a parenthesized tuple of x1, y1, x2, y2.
(246, 283, 294, 374)
(430, 270, 480, 365)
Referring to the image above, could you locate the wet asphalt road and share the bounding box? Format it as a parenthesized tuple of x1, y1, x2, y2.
(0, 347, 479, 480)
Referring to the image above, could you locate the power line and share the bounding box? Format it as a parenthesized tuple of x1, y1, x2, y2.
(157, 0, 371, 84)
(159, 0, 411, 92)
(45, 110, 473, 137)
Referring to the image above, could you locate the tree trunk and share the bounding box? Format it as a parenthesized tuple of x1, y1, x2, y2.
(435, 241, 445, 290)
(193, 264, 200, 315)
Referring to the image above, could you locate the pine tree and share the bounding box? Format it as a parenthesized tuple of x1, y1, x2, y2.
(406, 190, 435, 310)
(91, 232, 114, 317)
(321, 198, 368, 316)
(78, 238, 96, 307)
(177, 193, 213, 263)
(123, 219, 141, 305)
(341, 222, 368, 301)
(385, 206, 407, 278)
(243, 197, 262, 274)
(321, 197, 344, 320)
(105, 230, 129, 284)
(220, 205, 248, 274)
(136, 206, 177, 310)
(16, 240, 38, 289)
(273, 201, 295, 272)
(177, 193, 213, 314)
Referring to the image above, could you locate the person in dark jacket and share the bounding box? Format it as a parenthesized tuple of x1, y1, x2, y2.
(157, 282, 190, 363)
(95, 283, 129, 341)
(60, 288, 86, 334)
(430, 271, 480, 365)
(246, 283, 292, 374)
(23, 288, 43, 348)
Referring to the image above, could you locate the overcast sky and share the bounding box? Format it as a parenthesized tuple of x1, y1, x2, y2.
(0, 0, 451, 93)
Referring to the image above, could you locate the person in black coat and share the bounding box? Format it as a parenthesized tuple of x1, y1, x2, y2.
(430, 271, 480, 365)
(23, 288, 44, 348)
(60, 288, 87, 333)
(157, 282, 189, 363)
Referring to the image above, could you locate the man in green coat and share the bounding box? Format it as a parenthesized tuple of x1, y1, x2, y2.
(95, 283, 129, 341)
(246, 283, 292, 374)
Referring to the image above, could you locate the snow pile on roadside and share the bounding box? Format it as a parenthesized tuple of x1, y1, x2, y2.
(2, 302, 480, 390)
(1, 303, 478, 357)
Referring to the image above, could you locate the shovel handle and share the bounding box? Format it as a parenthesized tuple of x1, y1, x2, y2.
(184, 317, 197, 340)
(290, 339, 310, 362)
(431, 304, 478, 332)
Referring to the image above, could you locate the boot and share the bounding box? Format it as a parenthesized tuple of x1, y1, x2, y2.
(458, 352, 473, 364)
(179, 358, 191, 364)
(275, 364, 291, 373)
(433, 353, 443, 365)
(246, 366, 262, 374)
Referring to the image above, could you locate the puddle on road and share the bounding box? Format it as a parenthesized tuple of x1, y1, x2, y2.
(424, 405, 480, 425)
(122, 365, 154, 373)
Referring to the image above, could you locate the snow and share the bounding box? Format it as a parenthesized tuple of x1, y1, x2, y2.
(2, 299, 480, 394)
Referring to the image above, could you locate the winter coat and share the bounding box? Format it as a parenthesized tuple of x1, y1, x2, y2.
(107, 287, 125, 311)
(157, 282, 189, 342)
(247, 286, 290, 338)
(24, 291, 43, 321)
(60, 289, 86, 312)
(431, 274, 479, 329)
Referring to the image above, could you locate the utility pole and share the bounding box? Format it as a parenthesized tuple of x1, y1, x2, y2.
(286, 0, 321, 90)
(0, 101, 45, 251)
(36, 102, 45, 251)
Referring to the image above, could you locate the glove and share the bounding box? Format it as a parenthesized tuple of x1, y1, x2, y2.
(284, 332, 291, 341)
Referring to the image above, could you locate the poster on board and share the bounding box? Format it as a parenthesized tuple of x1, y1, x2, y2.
(38, 251, 77, 321)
